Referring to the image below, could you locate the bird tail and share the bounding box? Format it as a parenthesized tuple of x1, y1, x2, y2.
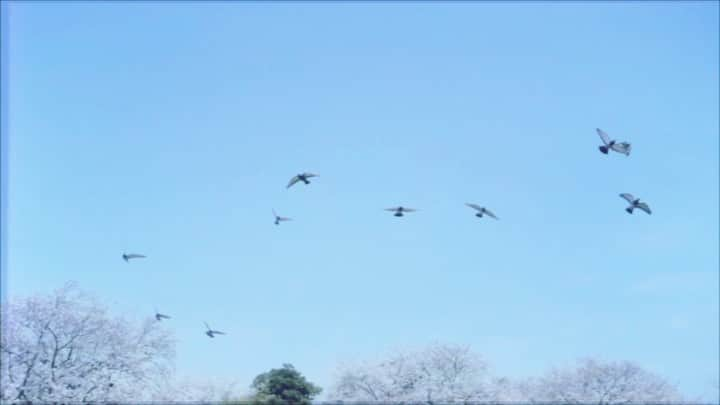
(626, 207, 634, 214)
(599, 146, 609, 154)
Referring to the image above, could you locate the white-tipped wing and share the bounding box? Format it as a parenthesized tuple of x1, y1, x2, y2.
(465, 203, 483, 212)
(482, 208, 499, 220)
(286, 176, 301, 188)
(610, 142, 631, 156)
(125, 254, 146, 260)
(636, 202, 652, 215)
(596, 128, 611, 145)
(620, 193, 635, 203)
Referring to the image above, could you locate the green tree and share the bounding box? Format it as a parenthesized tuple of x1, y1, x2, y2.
(250, 363, 321, 404)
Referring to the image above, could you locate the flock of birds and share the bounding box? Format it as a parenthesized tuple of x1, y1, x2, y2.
(121, 128, 651, 338)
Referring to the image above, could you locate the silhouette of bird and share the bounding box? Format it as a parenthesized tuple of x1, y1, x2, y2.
(287, 173, 318, 188)
(465, 203, 498, 219)
(620, 193, 651, 215)
(204, 322, 225, 338)
(597, 128, 631, 156)
(385, 206, 417, 217)
(272, 209, 292, 225)
(154, 307, 171, 321)
(122, 253, 146, 262)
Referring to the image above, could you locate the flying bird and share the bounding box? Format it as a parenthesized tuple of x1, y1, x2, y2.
(204, 322, 225, 338)
(465, 203, 499, 219)
(154, 308, 171, 321)
(287, 173, 318, 189)
(122, 253, 146, 262)
(597, 128, 631, 156)
(620, 193, 652, 215)
(385, 206, 417, 217)
(272, 209, 292, 225)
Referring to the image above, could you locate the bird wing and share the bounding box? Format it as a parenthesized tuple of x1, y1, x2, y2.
(636, 202, 652, 215)
(125, 254, 146, 259)
(596, 128, 612, 145)
(610, 142, 631, 156)
(212, 330, 226, 335)
(286, 176, 301, 188)
(159, 313, 171, 319)
(620, 193, 635, 203)
(272, 209, 278, 217)
(482, 208, 499, 219)
(303, 173, 318, 178)
(204, 321, 211, 330)
(402, 208, 417, 212)
(277, 216, 292, 221)
(465, 203, 483, 212)
(384, 207, 400, 212)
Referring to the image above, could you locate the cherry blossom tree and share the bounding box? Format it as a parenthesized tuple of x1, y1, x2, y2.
(1, 283, 175, 402)
(519, 357, 685, 404)
(329, 342, 517, 403)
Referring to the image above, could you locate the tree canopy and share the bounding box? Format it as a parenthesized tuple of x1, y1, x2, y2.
(250, 363, 321, 404)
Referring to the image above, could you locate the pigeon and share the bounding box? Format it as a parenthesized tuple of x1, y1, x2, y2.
(272, 209, 292, 225)
(154, 307, 171, 321)
(620, 193, 652, 215)
(204, 322, 225, 338)
(287, 173, 318, 189)
(597, 128, 631, 156)
(385, 206, 417, 217)
(122, 253, 146, 262)
(465, 203, 499, 219)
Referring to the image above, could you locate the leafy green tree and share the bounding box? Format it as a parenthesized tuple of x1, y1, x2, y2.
(250, 363, 321, 404)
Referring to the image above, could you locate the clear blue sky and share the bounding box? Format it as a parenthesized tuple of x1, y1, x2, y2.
(4, 1, 719, 401)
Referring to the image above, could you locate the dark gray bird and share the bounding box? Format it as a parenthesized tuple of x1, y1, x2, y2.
(620, 193, 651, 215)
(204, 322, 225, 338)
(287, 172, 318, 189)
(122, 253, 146, 262)
(272, 209, 292, 225)
(154, 307, 171, 321)
(597, 128, 631, 156)
(465, 203, 499, 219)
(385, 206, 417, 217)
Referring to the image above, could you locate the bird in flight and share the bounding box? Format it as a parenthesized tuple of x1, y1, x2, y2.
(597, 128, 631, 156)
(154, 308, 171, 321)
(273, 209, 292, 225)
(122, 253, 146, 262)
(287, 173, 318, 189)
(465, 203, 499, 219)
(620, 193, 652, 215)
(204, 322, 225, 338)
(385, 206, 417, 217)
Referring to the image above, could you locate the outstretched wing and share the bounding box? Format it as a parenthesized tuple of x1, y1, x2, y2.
(610, 142, 631, 156)
(204, 321, 211, 330)
(636, 202, 652, 215)
(303, 173, 318, 178)
(596, 128, 611, 145)
(212, 330, 226, 335)
(465, 203, 483, 212)
(482, 208, 499, 220)
(158, 313, 171, 319)
(402, 208, 417, 212)
(125, 254, 146, 260)
(620, 193, 635, 203)
(286, 176, 301, 188)
(384, 207, 400, 212)
(277, 216, 292, 222)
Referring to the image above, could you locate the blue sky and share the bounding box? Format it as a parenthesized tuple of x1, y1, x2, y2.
(4, 1, 719, 401)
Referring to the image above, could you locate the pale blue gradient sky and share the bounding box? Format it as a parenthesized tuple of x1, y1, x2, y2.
(4, 1, 719, 401)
